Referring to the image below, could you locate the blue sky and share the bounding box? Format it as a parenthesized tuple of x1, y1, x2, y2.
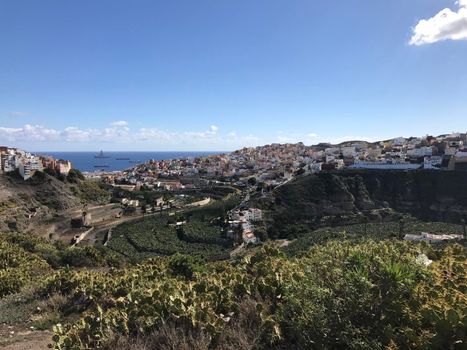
(1, 0, 466, 151)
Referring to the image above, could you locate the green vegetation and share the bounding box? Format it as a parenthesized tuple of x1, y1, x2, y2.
(0, 238, 50, 297)
(1, 177, 466, 350)
(1, 224, 466, 349)
(66, 169, 85, 183)
(284, 220, 465, 256)
(107, 215, 232, 261)
(37, 240, 466, 349)
(107, 195, 240, 262)
(77, 180, 109, 203)
(0, 233, 122, 297)
(180, 221, 231, 246)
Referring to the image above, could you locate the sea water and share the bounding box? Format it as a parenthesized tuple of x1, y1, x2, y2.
(36, 151, 223, 172)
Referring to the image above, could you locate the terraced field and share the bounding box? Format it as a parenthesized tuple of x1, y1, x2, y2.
(107, 196, 241, 261)
(107, 215, 232, 261)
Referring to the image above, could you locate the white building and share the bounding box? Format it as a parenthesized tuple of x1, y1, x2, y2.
(245, 208, 262, 222)
(57, 160, 72, 175)
(341, 146, 356, 158)
(404, 232, 463, 243)
(393, 137, 406, 147)
(242, 231, 259, 244)
(18, 159, 42, 180)
(349, 161, 421, 170)
(407, 147, 433, 157)
(325, 147, 340, 156)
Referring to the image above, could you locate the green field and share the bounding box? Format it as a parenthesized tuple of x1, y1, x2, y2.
(107, 196, 240, 261)
(108, 215, 232, 261)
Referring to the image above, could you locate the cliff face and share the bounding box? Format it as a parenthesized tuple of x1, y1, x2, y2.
(257, 170, 467, 237)
(354, 170, 467, 220)
(0, 173, 84, 234)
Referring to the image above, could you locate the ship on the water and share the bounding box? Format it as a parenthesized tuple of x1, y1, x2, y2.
(94, 150, 111, 159)
(116, 157, 130, 160)
(94, 165, 110, 168)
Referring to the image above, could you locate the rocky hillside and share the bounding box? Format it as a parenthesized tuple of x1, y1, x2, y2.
(0, 172, 108, 235)
(255, 170, 467, 238)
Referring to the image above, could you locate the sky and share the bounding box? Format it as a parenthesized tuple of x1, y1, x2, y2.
(0, 0, 466, 151)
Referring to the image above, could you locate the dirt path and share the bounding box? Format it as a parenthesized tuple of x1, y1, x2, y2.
(0, 326, 51, 350)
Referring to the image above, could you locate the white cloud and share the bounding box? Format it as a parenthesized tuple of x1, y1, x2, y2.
(61, 127, 91, 142)
(410, 0, 467, 45)
(0, 122, 261, 150)
(184, 125, 220, 139)
(110, 120, 129, 127)
(137, 128, 175, 142)
(0, 124, 61, 142)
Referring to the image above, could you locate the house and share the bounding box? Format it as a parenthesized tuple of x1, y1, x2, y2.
(121, 198, 140, 207)
(155, 197, 165, 206)
(56, 160, 72, 175)
(18, 157, 43, 180)
(245, 208, 262, 222)
(242, 231, 259, 244)
(341, 146, 356, 158)
(407, 147, 433, 158)
(393, 137, 406, 147)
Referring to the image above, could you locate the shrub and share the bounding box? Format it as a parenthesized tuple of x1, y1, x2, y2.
(168, 253, 205, 280)
(66, 169, 85, 183)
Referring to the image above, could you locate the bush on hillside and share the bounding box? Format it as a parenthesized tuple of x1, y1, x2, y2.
(42, 240, 466, 349)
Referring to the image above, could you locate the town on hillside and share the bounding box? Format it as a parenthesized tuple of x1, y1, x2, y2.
(2, 132, 467, 246)
(101, 132, 467, 192)
(0, 146, 72, 180)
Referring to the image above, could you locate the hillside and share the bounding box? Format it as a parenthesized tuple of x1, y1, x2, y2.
(0, 231, 465, 349)
(1, 169, 466, 349)
(254, 170, 467, 238)
(0, 172, 109, 235)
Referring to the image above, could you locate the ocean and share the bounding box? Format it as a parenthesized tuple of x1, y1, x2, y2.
(36, 151, 224, 172)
